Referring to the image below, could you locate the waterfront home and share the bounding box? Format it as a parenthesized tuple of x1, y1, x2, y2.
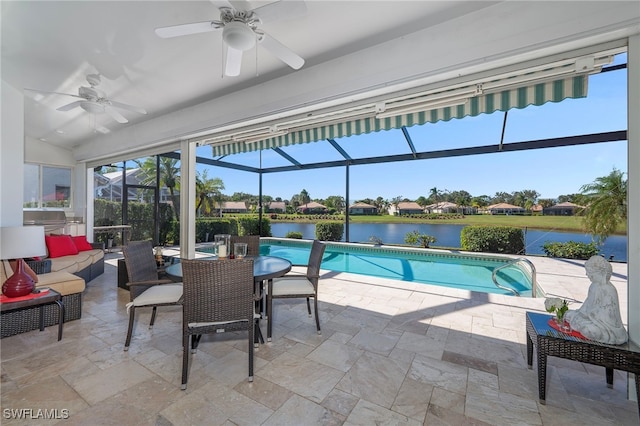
(389, 202, 423, 216)
(543, 201, 585, 216)
(348, 202, 378, 215)
(483, 203, 527, 215)
(297, 202, 328, 214)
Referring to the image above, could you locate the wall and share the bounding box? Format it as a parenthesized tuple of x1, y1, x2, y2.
(0, 80, 24, 227)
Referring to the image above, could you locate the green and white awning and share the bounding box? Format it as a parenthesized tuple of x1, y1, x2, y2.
(210, 74, 588, 157)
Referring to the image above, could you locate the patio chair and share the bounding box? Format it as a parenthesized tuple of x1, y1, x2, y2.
(267, 240, 326, 341)
(122, 240, 183, 351)
(230, 235, 260, 256)
(180, 258, 255, 389)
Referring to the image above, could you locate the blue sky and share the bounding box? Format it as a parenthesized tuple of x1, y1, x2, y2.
(195, 54, 628, 203)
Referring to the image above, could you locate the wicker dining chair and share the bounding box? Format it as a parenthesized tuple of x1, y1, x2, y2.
(267, 240, 326, 341)
(230, 235, 260, 256)
(180, 258, 255, 389)
(122, 240, 183, 351)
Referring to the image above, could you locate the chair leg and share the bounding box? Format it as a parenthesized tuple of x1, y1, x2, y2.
(124, 307, 135, 351)
(306, 297, 312, 317)
(267, 283, 273, 342)
(149, 306, 158, 328)
(191, 334, 201, 353)
(314, 297, 321, 334)
(181, 333, 190, 390)
(248, 322, 254, 382)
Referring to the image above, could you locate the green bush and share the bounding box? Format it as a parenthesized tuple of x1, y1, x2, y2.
(315, 221, 344, 241)
(542, 241, 599, 259)
(237, 215, 272, 237)
(460, 226, 524, 254)
(404, 230, 436, 248)
(285, 231, 303, 239)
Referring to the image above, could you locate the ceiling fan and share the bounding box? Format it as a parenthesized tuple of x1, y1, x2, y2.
(155, 0, 306, 77)
(27, 74, 147, 124)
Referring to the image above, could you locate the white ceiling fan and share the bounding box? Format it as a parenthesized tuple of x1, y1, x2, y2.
(155, 0, 306, 77)
(26, 74, 147, 124)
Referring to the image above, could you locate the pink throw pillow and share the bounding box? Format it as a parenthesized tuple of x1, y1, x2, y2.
(45, 235, 79, 258)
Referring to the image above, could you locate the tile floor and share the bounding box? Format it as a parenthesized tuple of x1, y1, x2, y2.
(1, 252, 637, 425)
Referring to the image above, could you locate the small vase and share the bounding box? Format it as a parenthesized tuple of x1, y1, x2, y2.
(555, 315, 571, 333)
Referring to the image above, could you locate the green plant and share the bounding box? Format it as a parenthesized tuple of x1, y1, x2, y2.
(404, 230, 436, 248)
(285, 231, 303, 239)
(542, 241, 599, 259)
(315, 221, 343, 241)
(236, 215, 272, 237)
(460, 226, 524, 254)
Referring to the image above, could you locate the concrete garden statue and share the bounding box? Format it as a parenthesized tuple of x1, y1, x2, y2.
(565, 255, 627, 345)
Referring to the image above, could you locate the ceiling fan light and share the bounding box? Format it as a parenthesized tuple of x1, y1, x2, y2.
(223, 21, 256, 51)
(80, 101, 105, 114)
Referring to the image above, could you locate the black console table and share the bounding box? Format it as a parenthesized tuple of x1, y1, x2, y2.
(526, 311, 640, 415)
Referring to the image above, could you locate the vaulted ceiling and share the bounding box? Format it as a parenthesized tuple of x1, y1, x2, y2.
(2, 1, 639, 165)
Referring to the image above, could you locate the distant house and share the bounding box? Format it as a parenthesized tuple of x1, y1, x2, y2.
(266, 201, 286, 213)
(424, 201, 475, 214)
(483, 203, 526, 215)
(531, 204, 544, 214)
(389, 201, 423, 215)
(543, 202, 585, 216)
(217, 201, 248, 213)
(297, 202, 328, 214)
(349, 202, 378, 215)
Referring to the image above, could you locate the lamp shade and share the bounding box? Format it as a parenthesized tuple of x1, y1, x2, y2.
(0, 226, 47, 260)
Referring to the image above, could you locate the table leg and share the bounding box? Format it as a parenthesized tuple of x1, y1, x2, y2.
(56, 300, 64, 341)
(537, 343, 547, 404)
(606, 367, 614, 388)
(39, 305, 45, 331)
(526, 331, 533, 369)
(635, 374, 640, 417)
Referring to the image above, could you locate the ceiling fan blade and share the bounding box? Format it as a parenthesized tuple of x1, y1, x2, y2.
(253, 0, 307, 24)
(109, 100, 147, 115)
(56, 100, 84, 112)
(155, 21, 221, 38)
(225, 46, 243, 76)
(25, 88, 82, 99)
(259, 32, 304, 70)
(104, 106, 129, 124)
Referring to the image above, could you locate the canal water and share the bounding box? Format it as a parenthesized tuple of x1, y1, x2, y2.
(270, 222, 628, 261)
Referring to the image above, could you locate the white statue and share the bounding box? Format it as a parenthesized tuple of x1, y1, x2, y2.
(565, 255, 627, 345)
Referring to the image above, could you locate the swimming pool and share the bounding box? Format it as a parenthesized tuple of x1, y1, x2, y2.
(199, 238, 535, 296)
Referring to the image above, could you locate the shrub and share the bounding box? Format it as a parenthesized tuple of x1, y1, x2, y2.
(315, 221, 344, 241)
(542, 241, 599, 259)
(404, 230, 436, 248)
(460, 226, 524, 254)
(285, 231, 303, 239)
(237, 215, 272, 237)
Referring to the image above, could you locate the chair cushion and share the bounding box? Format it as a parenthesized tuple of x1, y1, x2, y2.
(271, 277, 314, 296)
(133, 283, 183, 307)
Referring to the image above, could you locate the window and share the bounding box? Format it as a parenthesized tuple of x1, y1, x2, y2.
(23, 164, 72, 209)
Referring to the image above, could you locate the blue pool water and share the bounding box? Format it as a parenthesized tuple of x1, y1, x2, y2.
(254, 239, 534, 296)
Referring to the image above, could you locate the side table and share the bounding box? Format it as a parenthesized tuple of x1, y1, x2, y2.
(526, 311, 640, 416)
(1, 289, 64, 340)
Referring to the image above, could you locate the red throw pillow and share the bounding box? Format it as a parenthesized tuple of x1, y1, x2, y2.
(45, 235, 79, 258)
(72, 235, 93, 251)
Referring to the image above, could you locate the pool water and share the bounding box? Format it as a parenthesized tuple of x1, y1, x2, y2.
(245, 239, 533, 296)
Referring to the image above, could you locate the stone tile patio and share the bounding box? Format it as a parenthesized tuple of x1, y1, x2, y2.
(1, 252, 636, 425)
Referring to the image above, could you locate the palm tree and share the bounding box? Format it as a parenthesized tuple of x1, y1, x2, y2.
(299, 189, 311, 205)
(136, 157, 181, 221)
(195, 169, 224, 217)
(580, 168, 627, 244)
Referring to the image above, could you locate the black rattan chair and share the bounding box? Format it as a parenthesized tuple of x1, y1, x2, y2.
(267, 240, 325, 341)
(122, 240, 183, 351)
(230, 235, 260, 256)
(180, 258, 255, 389)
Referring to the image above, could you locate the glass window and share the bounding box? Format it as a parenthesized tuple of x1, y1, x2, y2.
(23, 164, 72, 209)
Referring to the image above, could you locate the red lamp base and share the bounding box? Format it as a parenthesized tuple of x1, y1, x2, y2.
(2, 259, 36, 298)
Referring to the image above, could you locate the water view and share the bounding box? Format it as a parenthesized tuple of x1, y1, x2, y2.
(270, 223, 628, 262)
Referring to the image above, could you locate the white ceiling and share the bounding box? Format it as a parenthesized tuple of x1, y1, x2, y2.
(2, 1, 639, 163)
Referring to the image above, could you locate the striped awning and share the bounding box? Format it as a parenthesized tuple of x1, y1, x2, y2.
(210, 74, 588, 157)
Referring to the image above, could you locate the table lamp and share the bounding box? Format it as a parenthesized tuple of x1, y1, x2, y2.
(0, 226, 47, 297)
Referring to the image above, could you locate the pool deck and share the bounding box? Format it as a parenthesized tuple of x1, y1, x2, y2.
(1, 251, 636, 425)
